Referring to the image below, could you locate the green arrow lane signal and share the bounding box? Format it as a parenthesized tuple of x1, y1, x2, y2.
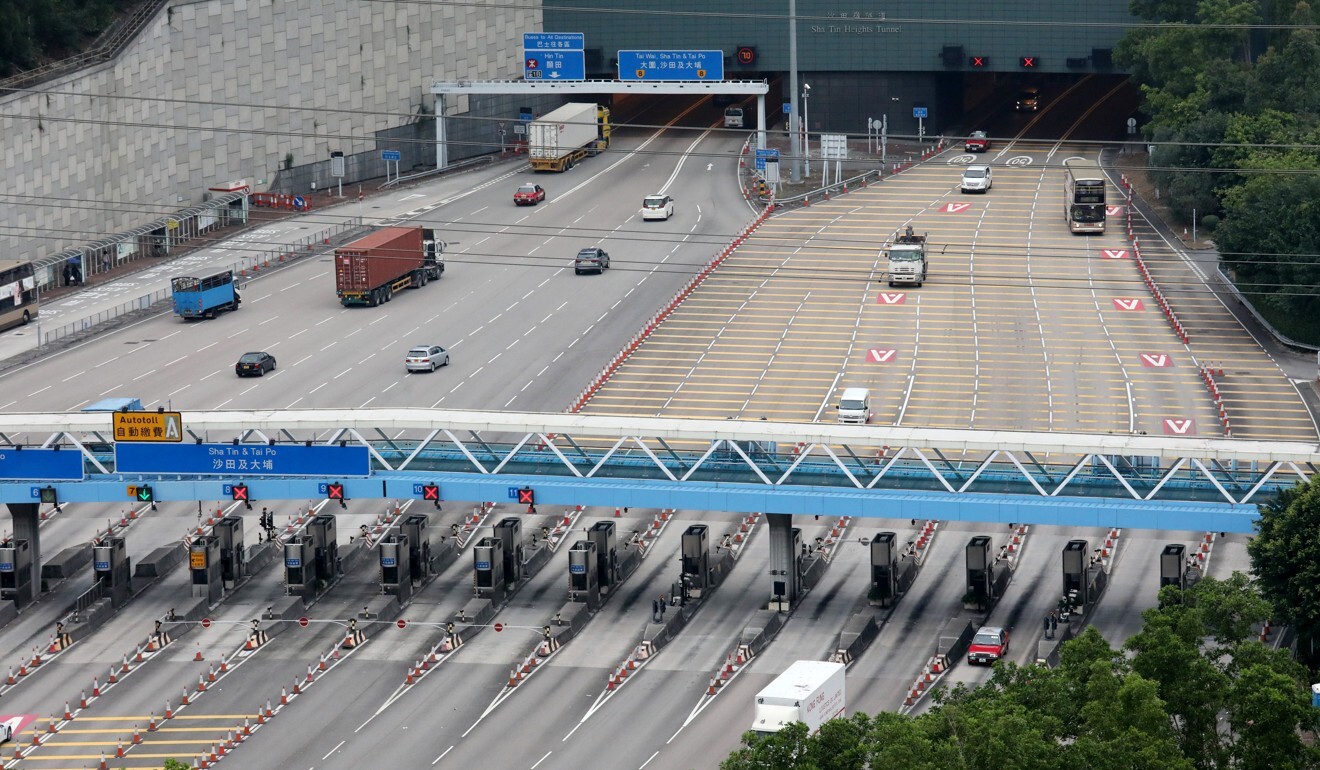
(137, 485, 154, 502)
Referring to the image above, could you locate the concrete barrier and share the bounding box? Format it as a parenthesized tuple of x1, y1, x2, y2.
(936, 617, 976, 662)
(262, 597, 305, 643)
(799, 555, 827, 592)
(834, 612, 880, 662)
(134, 543, 185, 579)
(546, 602, 589, 645)
(41, 544, 92, 581)
(739, 610, 786, 655)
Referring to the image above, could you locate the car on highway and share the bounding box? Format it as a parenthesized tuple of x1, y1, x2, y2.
(968, 625, 1009, 665)
(514, 183, 546, 206)
(641, 194, 675, 221)
(1015, 87, 1041, 112)
(0, 721, 10, 744)
(960, 165, 993, 193)
(574, 247, 610, 275)
(965, 131, 990, 152)
(405, 345, 450, 372)
(235, 351, 276, 377)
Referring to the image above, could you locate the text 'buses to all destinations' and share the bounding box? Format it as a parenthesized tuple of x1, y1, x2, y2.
(1064, 158, 1106, 234)
(0, 260, 38, 333)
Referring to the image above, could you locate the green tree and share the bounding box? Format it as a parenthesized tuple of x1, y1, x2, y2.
(162, 760, 191, 770)
(1249, 475, 1320, 666)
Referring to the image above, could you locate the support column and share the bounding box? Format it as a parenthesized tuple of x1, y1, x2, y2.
(7, 503, 41, 607)
(766, 513, 801, 609)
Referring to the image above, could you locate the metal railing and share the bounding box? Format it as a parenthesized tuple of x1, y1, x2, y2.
(1215, 265, 1320, 353)
(0, 0, 168, 91)
(37, 219, 362, 349)
(69, 579, 107, 621)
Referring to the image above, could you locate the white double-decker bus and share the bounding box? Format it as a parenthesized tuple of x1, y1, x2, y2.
(1064, 157, 1107, 234)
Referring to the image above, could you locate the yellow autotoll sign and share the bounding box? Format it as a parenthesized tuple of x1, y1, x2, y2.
(189, 551, 206, 569)
(113, 412, 183, 442)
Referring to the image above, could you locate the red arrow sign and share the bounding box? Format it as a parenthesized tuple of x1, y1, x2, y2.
(1162, 418, 1196, 435)
(877, 292, 906, 305)
(866, 348, 897, 363)
(1101, 249, 1129, 260)
(1106, 205, 1124, 216)
(1140, 353, 1172, 368)
(1112, 298, 1144, 311)
(941, 203, 972, 213)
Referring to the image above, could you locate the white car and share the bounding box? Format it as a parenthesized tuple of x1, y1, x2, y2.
(641, 195, 675, 221)
(961, 165, 993, 193)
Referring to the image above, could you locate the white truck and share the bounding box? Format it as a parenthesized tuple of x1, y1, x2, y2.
(528, 103, 611, 172)
(750, 660, 846, 736)
(885, 226, 929, 287)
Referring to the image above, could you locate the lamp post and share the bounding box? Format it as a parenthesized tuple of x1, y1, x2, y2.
(802, 83, 811, 179)
(788, 0, 801, 183)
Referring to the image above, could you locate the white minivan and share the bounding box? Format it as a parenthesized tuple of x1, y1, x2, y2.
(961, 165, 993, 193)
(837, 388, 871, 424)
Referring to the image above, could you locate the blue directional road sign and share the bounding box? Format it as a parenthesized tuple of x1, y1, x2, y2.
(913, 106, 929, 119)
(618, 50, 724, 81)
(115, 443, 371, 477)
(523, 32, 584, 51)
(783, 102, 792, 114)
(755, 148, 780, 171)
(524, 50, 585, 81)
(0, 448, 84, 481)
(381, 150, 402, 162)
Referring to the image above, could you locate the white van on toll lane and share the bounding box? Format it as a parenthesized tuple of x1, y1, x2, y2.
(837, 388, 870, 424)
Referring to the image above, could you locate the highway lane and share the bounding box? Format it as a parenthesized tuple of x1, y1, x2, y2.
(846, 527, 970, 716)
(370, 509, 695, 769)
(306, 536, 575, 770)
(656, 528, 878, 770)
(1083, 528, 1186, 651)
(225, 506, 608, 769)
(586, 145, 1220, 438)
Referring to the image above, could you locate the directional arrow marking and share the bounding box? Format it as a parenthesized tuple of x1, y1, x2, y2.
(867, 348, 897, 363)
(1112, 298, 1144, 311)
(1140, 353, 1172, 368)
(877, 293, 906, 305)
(1162, 418, 1196, 435)
(1101, 249, 1129, 259)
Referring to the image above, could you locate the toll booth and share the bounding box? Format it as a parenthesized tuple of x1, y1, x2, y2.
(964, 535, 994, 612)
(493, 518, 523, 584)
(93, 536, 131, 607)
(767, 521, 803, 610)
(308, 515, 338, 584)
(214, 515, 244, 589)
(1160, 544, 1187, 589)
(379, 534, 412, 603)
(189, 536, 222, 604)
(473, 537, 505, 601)
(568, 540, 599, 608)
(400, 514, 431, 582)
(284, 535, 317, 597)
(680, 525, 709, 601)
(588, 521, 618, 593)
(870, 532, 899, 607)
(0, 538, 32, 604)
(1062, 539, 1090, 607)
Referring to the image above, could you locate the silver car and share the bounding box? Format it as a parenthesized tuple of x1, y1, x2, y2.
(405, 345, 450, 372)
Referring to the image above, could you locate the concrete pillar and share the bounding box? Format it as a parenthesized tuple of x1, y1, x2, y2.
(6, 503, 40, 606)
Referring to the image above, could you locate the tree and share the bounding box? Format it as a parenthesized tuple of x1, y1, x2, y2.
(1248, 475, 1320, 667)
(162, 760, 191, 770)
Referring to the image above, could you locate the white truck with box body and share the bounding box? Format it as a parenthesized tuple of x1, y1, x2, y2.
(528, 103, 611, 172)
(750, 660, 846, 736)
(885, 227, 929, 287)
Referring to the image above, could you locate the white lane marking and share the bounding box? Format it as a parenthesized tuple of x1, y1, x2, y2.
(431, 746, 453, 765)
(61, 372, 83, 382)
(322, 740, 345, 760)
(28, 385, 50, 397)
(531, 751, 552, 769)
(639, 751, 660, 769)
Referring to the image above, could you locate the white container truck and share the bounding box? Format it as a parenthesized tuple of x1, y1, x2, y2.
(528, 103, 611, 172)
(750, 660, 846, 736)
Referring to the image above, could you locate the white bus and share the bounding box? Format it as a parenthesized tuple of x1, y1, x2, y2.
(1064, 157, 1106, 234)
(0, 260, 38, 332)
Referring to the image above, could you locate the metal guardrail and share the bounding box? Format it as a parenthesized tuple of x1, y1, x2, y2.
(36, 218, 362, 349)
(70, 579, 106, 621)
(382, 153, 496, 189)
(0, 0, 168, 91)
(770, 169, 884, 210)
(1215, 264, 1320, 353)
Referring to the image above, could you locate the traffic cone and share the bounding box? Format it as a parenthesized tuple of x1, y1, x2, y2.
(81, 689, 89, 708)
(243, 718, 251, 736)
(181, 686, 190, 706)
(132, 725, 141, 744)
(99, 752, 109, 770)
(195, 644, 204, 662)
(116, 738, 125, 758)
(265, 700, 273, 718)
(280, 687, 288, 705)
(64, 700, 73, 720)
(108, 665, 117, 684)
(93, 676, 101, 696)
(164, 700, 173, 719)
(148, 714, 157, 732)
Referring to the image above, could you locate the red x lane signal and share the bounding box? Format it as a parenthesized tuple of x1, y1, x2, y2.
(1020, 56, 1037, 68)
(421, 484, 440, 501)
(517, 487, 536, 506)
(326, 482, 345, 500)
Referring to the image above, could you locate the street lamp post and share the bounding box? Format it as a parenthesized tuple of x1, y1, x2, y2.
(788, 0, 801, 183)
(802, 83, 811, 179)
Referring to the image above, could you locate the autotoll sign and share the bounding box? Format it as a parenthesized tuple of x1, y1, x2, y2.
(113, 412, 183, 442)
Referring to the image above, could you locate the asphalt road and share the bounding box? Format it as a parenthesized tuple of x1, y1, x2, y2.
(0, 84, 1299, 770)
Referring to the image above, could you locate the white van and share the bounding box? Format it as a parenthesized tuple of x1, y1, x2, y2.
(837, 388, 870, 424)
(723, 106, 745, 128)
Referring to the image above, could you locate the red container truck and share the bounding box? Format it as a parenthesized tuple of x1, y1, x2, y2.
(334, 227, 443, 307)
